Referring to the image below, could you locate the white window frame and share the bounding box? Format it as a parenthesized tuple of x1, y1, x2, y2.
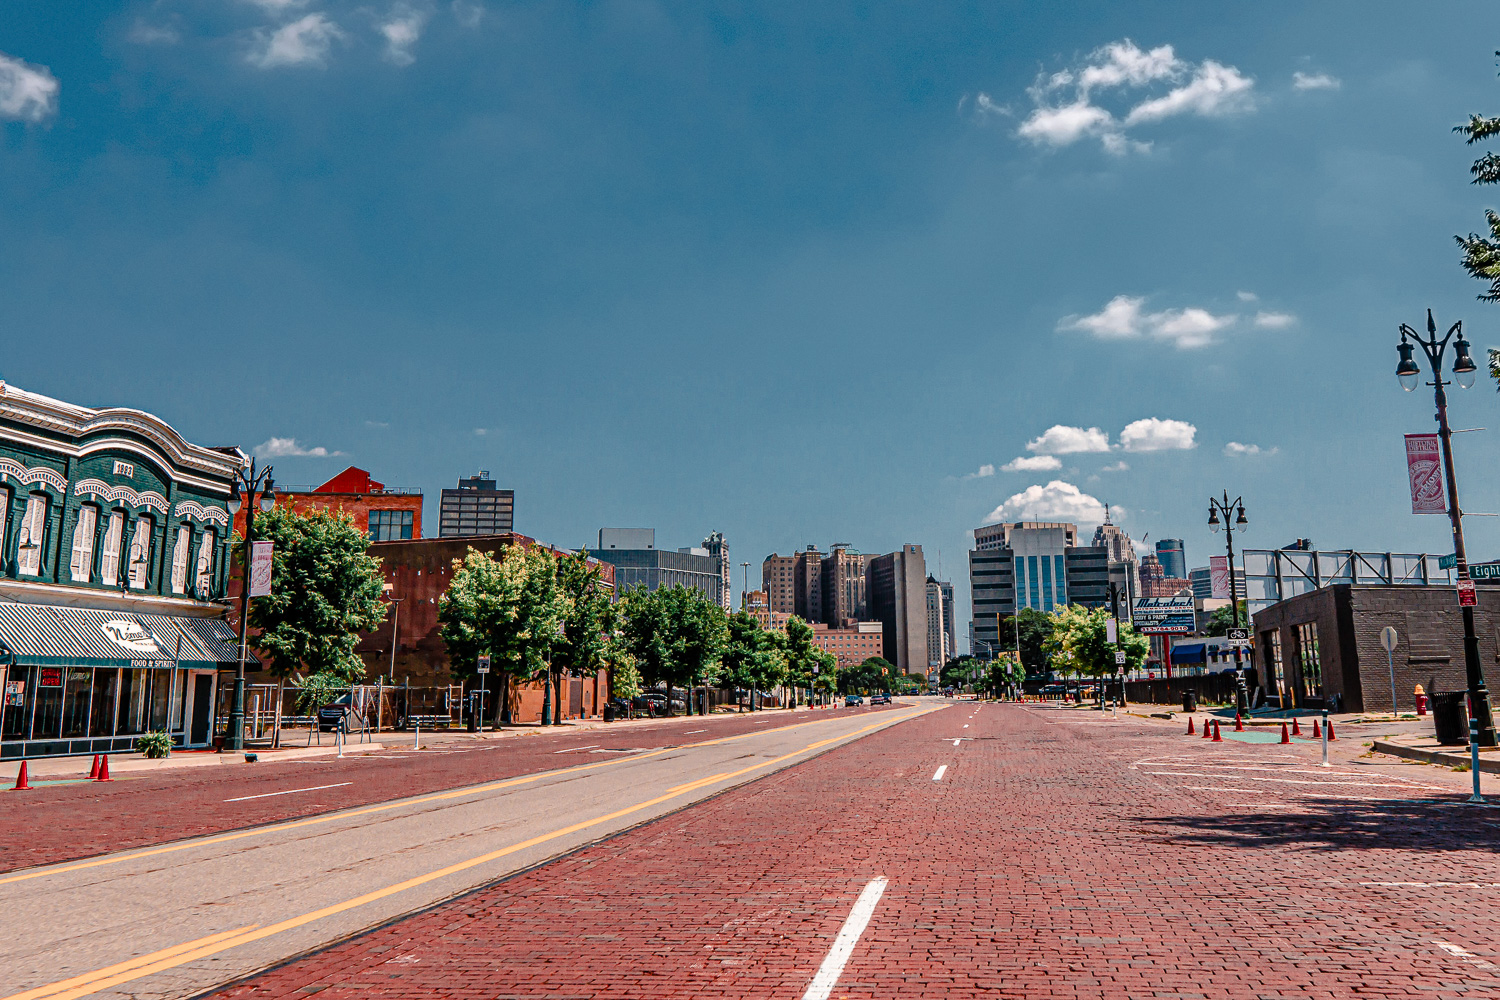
(70, 505, 99, 582)
(171, 524, 191, 595)
(128, 516, 153, 589)
(17, 494, 47, 576)
(100, 511, 125, 586)
(194, 529, 215, 596)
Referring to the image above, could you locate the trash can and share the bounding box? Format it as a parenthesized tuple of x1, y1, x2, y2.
(1432, 691, 1468, 745)
(603, 704, 616, 723)
(1182, 690, 1197, 713)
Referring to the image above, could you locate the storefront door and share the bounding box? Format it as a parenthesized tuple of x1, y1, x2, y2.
(189, 674, 213, 745)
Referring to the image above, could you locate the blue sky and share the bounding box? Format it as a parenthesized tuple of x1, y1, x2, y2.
(4, 3, 1500, 648)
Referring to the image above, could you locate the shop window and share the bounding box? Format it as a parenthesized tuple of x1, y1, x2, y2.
(90, 668, 119, 737)
(62, 668, 92, 737)
(1262, 630, 1285, 694)
(71, 505, 99, 582)
(128, 515, 153, 589)
(195, 529, 215, 595)
(1295, 622, 1322, 699)
(17, 493, 47, 576)
(100, 511, 125, 586)
(171, 525, 191, 594)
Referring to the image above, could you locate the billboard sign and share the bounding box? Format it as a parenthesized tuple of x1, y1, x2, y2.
(1406, 434, 1446, 514)
(1132, 596, 1196, 634)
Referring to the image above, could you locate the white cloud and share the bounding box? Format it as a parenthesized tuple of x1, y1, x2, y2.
(0, 52, 59, 122)
(985, 480, 1110, 526)
(1119, 418, 1197, 452)
(128, 21, 180, 45)
(1100, 460, 1130, 473)
(1025, 425, 1111, 455)
(1224, 441, 1278, 457)
(452, 0, 485, 28)
(964, 463, 997, 479)
(1001, 455, 1062, 472)
(244, 0, 310, 11)
(1058, 295, 1236, 349)
(364, 419, 390, 429)
(1292, 71, 1340, 91)
(248, 13, 343, 69)
(974, 92, 1010, 117)
(254, 437, 343, 458)
(1254, 310, 1296, 329)
(1236, 290, 1258, 302)
(379, 4, 427, 66)
(1011, 39, 1254, 154)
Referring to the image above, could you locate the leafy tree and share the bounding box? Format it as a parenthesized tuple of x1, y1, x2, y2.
(717, 610, 785, 711)
(1204, 601, 1249, 637)
(549, 551, 612, 724)
(781, 617, 834, 707)
(941, 655, 981, 690)
(988, 654, 1026, 696)
(1044, 605, 1150, 680)
(438, 545, 570, 724)
(244, 506, 387, 747)
(996, 609, 1056, 678)
(617, 585, 729, 715)
(839, 656, 892, 694)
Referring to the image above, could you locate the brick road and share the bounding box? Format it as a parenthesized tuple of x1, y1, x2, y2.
(201, 701, 1500, 1000)
(0, 705, 892, 874)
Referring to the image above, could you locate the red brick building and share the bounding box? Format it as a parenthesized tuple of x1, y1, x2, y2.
(232, 466, 424, 542)
(810, 621, 885, 668)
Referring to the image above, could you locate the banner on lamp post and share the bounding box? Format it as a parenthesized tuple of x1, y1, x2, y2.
(1209, 556, 1230, 600)
(1405, 433, 1446, 514)
(249, 540, 274, 597)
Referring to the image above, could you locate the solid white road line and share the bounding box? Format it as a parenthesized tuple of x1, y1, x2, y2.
(224, 782, 353, 803)
(801, 877, 888, 1000)
(684, 730, 706, 735)
(932, 765, 947, 782)
(1435, 940, 1500, 972)
(552, 745, 601, 754)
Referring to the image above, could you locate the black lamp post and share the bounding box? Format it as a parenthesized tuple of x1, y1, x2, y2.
(1207, 492, 1249, 706)
(225, 459, 275, 752)
(1396, 310, 1496, 746)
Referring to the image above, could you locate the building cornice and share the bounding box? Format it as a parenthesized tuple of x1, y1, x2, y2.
(0, 578, 231, 618)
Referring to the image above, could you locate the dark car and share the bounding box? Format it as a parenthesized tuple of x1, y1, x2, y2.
(870, 693, 891, 705)
(317, 694, 352, 732)
(844, 694, 864, 707)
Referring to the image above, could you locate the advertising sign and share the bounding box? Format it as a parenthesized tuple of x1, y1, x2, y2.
(39, 668, 63, 687)
(1132, 596, 1196, 634)
(1210, 556, 1230, 599)
(1406, 434, 1446, 514)
(249, 540, 274, 597)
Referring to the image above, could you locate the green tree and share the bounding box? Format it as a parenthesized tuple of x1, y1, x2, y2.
(550, 551, 612, 724)
(617, 585, 729, 715)
(244, 506, 387, 747)
(1044, 605, 1150, 681)
(988, 653, 1026, 697)
(941, 655, 980, 690)
(1204, 600, 1249, 637)
(438, 545, 571, 724)
(781, 617, 834, 707)
(839, 656, 892, 694)
(996, 609, 1057, 678)
(717, 610, 784, 711)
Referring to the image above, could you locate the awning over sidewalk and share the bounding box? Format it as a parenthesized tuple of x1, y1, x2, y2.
(0, 600, 245, 666)
(1171, 643, 1207, 665)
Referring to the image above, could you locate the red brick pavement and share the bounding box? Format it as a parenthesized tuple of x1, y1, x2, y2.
(0, 705, 893, 874)
(201, 702, 1500, 999)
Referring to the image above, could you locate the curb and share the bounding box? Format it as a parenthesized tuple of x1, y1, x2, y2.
(1371, 739, 1500, 774)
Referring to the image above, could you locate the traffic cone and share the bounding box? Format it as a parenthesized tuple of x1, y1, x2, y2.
(1311, 719, 1321, 739)
(1202, 717, 1211, 739)
(1212, 720, 1223, 742)
(88, 755, 99, 779)
(1234, 713, 1244, 732)
(95, 754, 111, 781)
(1327, 721, 1336, 741)
(1187, 717, 1196, 735)
(1280, 722, 1290, 744)
(1291, 718, 1302, 736)
(11, 761, 30, 791)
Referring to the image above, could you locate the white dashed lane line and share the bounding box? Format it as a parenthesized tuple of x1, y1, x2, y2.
(932, 765, 947, 782)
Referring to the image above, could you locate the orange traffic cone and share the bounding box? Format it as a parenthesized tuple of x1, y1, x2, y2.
(1187, 717, 1196, 735)
(1280, 722, 1290, 744)
(88, 755, 99, 779)
(1202, 717, 1211, 739)
(1291, 718, 1302, 736)
(96, 754, 111, 781)
(1311, 719, 1321, 739)
(12, 761, 31, 791)
(1234, 711, 1244, 731)
(1212, 720, 1223, 742)
(1327, 721, 1336, 741)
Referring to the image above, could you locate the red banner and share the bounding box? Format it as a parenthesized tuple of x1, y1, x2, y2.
(1405, 434, 1446, 514)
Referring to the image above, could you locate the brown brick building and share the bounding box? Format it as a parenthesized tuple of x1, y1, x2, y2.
(810, 622, 885, 667)
(763, 554, 794, 614)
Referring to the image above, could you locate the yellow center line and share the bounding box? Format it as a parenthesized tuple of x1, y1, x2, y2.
(0, 707, 919, 887)
(3, 706, 937, 1000)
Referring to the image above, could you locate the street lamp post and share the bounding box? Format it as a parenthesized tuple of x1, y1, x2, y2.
(1396, 309, 1496, 746)
(1207, 491, 1248, 710)
(225, 459, 275, 753)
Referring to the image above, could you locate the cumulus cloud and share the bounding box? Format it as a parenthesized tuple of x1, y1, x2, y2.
(985, 480, 1111, 526)
(1058, 295, 1237, 349)
(1254, 310, 1296, 329)
(0, 51, 59, 122)
(452, 0, 485, 28)
(248, 13, 343, 69)
(964, 463, 997, 479)
(254, 437, 343, 458)
(1025, 425, 1111, 455)
(379, 4, 427, 66)
(1237, 290, 1258, 302)
(1292, 71, 1340, 91)
(1224, 441, 1278, 457)
(244, 0, 310, 11)
(1002, 455, 1062, 472)
(1013, 39, 1254, 154)
(1119, 418, 1197, 452)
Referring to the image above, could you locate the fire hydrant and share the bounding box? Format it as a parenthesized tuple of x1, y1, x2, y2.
(1414, 683, 1428, 716)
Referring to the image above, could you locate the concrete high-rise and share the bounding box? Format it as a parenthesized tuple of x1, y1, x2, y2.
(589, 529, 728, 606)
(762, 554, 795, 614)
(793, 546, 825, 623)
(1155, 538, 1186, 581)
(925, 576, 951, 672)
(1093, 513, 1141, 612)
(821, 544, 870, 626)
(703, 531, 731, 611)
(866, 544, 928, 674)
(967, 521, 1110, 657)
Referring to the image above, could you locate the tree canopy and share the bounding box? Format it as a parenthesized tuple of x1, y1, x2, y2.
(616, 584, 728, 713)
(717, 609, 785, 705)
(437, 545, 570, 690)
(996, 609, 1057, 678)
(839, 656, 893, 694)
(1204, 601, 1248, 637)
(1044, 605, 1149, 678)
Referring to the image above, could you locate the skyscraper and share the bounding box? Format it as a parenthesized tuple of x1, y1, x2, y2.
(820, 544, 870, 626)
(866, 544, 928, 674)
(793, 545, 825, 623)
(438, 472, 514, 537)
(925, 576, 951, 672)
(703, 531, 731, 611)
(967, 521, 1110, 657)
(1155, 538, 1186, 581)
(762, 554, 795, 614)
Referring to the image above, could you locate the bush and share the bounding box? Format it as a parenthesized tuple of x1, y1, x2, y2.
(137, 730, 174, 759)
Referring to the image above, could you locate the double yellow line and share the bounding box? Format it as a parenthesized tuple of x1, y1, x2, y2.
(4, 706, 935, 1000)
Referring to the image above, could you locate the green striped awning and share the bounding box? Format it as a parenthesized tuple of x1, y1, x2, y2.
(0, 601, 245, 666)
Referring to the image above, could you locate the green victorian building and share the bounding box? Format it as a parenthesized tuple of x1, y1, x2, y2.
(0, 379, 244, 761)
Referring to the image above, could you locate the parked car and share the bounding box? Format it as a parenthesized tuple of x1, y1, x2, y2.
(317, 694, 352, 732)
(870, 693, 891, 705)
(844, 694, 864, 707)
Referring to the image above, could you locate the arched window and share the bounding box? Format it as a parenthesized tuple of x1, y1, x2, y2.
(195, 528, 215, 595)
(17, 493, 48, 576)
(99, 511, 124, 586)
(128, 515, 154, 589)
(70, 505, 99, 582)
(171, 524, 191, 594)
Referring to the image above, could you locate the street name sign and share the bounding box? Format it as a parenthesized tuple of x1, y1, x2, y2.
(1440, 553, 1457, 570)
(1470, 562, 1500, 580)
(1132, 596, 1196, 634)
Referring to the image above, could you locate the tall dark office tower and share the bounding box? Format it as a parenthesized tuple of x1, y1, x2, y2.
(438, 471, 515, 537)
